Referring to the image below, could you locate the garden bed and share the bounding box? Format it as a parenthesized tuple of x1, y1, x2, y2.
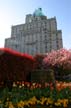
(0, 81, 71, 108)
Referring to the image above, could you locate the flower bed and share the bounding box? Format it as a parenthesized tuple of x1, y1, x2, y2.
(0, 81, 71, 108)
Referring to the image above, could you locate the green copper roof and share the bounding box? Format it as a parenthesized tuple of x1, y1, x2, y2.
(33, 8, 44, 17)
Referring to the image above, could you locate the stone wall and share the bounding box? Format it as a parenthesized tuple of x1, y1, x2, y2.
(31, 69, 55, 83)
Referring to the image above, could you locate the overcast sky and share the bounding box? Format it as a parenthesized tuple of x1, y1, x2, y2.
(0, 0, 71, 49)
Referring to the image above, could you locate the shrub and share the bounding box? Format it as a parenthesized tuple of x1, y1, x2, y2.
(0, 48, 35, 89)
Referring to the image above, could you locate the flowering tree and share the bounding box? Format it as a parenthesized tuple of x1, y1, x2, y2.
(43, 48, 71, 81)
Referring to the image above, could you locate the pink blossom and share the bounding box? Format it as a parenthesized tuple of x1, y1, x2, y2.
(43, 48, 71, 71)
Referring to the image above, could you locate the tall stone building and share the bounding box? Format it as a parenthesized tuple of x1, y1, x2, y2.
(5, 8, 63, 55)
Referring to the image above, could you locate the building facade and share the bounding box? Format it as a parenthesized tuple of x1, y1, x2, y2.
(5, 8, 63, 55)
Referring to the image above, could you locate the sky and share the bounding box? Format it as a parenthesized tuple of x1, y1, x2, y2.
(0, 0, 71, 49)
